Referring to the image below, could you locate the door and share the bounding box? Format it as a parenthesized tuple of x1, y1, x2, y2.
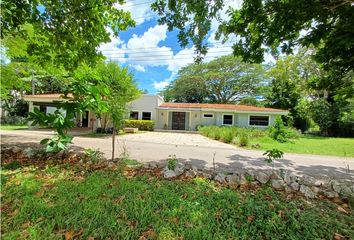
(172, 112, 186, 130)
(82, 111, 89, 127)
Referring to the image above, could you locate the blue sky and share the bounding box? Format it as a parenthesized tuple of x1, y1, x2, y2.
(98, 0, 248, 94)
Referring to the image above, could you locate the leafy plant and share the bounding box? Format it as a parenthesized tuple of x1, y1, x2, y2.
(238, 132, 249, 147)
(28, 108, 75, 153)
(263, 149, 284, 164)
(84, 148, 104, 163)
(40, 135, 73, 153)
(167, 154, 178, 171)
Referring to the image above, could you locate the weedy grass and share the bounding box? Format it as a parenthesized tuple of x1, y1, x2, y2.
(0, 125, 28, 130)
(199, 126, 354, 157)
(1, 166, 353, 239)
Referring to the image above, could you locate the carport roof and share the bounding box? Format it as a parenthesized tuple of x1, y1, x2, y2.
(158, 102, 288, 113)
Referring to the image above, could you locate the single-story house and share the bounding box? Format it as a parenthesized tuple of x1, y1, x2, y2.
(23, 94, 288, 131)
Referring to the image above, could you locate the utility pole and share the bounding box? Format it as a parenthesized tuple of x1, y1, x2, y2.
(31, 69, 35, 95)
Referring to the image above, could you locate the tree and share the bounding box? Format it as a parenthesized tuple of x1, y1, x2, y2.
(1, 1, 135, 69)
(98, 62, 140, 160)
(265, 49, 322, 131)
(162, 55, 265, 103)
(152, 0, 353, 78)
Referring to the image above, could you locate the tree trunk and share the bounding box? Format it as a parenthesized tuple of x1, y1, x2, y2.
(112, 126, 115, 161)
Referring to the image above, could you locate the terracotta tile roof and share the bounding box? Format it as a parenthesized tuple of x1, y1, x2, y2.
(158, 102, 287, 113)
(23, 93, 73, 99)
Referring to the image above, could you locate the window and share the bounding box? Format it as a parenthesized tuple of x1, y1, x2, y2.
(223, 114, 233, 125)
(249, 116, 269, 126)
(203, 113, 214, 118)
(130, 111, 139, 120)
(142, 112, 151, 120)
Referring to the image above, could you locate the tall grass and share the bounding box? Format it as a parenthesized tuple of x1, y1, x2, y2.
(198, 125, 266, 146)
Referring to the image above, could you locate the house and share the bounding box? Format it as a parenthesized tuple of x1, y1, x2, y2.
(23, 94, 288, 131)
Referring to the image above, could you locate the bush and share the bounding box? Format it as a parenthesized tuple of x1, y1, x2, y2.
(268, 117, 300, 142)
(123, 120, 155, 131)
(1, 116, 27, 125)
(238, 132, 249, 147)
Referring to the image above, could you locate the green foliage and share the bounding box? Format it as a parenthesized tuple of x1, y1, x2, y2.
(268, 117, 300, 143)
(2, 168, 353, 239)
(123, 120, 155, 131)
(3, 160, 21, 170)
(167, 154, 178, 170)
(28, 108, 75, 153)
(162, 55, 265, 103)
(39, 135, 73, 153)
(153, 0, 353, 78)
(2, 1, 135, 69)
(263, 149, 284, 164)
(84, 148, 104, 163)
(238, 132, 250, 147)
(1, 116, 27, 125)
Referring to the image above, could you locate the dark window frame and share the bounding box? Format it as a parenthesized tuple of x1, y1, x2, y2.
(130, 111, 139, 120)
(203, 113, 214, 118)
(249, 116, 269, 126)
(142, 112, 152, 120)
(223, 114, 233, 125)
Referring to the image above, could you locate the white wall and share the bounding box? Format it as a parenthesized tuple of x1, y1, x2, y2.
(128, 95, 163, 122)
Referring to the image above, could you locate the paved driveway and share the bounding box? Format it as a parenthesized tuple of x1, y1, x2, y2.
(1, 130, 354, 180)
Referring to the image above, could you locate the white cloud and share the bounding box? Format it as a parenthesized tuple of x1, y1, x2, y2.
(130, 64, 146, 72)
(153, 80, 170, 91)
(114, 0, 155, 25)
(153, 72, 177, 91)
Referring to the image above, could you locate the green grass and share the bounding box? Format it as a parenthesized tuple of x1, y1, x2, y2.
(248, 135, 354, 157)
(0, 124, 28, 130)
(199, 126, 354, 157)
(1, 166, 353, 239)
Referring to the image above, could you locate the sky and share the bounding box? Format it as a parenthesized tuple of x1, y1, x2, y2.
(98, 0, 253, 94)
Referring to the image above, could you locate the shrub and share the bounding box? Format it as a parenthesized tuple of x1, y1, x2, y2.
(1, 116, 27, 125)
(220, 127, 235, 143)
(123, 120, 155, 131)
(84, 148, 104, 163)
(238, 132, 249, 147)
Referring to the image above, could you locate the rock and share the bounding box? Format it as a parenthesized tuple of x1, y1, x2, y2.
(299, 185, 316, 198)
(163, 169, 177, 179)
(323, 190, 338, 199)
(289, 182, 300, 191)
(283, 171, 299, 184)
(299, 175, 322, 187)
(225, 174, 241, 187)
(185, 169, 197, 178)
(269, 171, 281, 180)
(271, 179, 286, 190)
(23, 147, 36, 158)
(254, 171, 270, 184)
(200, 170, 214, 179)
(311, 186, 321, 194)
(11, 146, 22, 154)
(184, 163, 193, 170)
(107, 162, 115, 168)
(330, 180, 353, 197)
(214, 173, 226, 183)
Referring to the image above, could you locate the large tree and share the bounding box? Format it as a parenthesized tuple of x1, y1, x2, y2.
(1, 0, 135, 69)
(162, 55, 265, 104)
(152, 0, 353, 76)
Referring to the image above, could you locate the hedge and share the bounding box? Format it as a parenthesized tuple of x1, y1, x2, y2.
(123, 120, 155, 131)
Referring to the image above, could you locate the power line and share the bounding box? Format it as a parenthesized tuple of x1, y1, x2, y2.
(99, 43, 234, 52)
(104, 54, 232, 62)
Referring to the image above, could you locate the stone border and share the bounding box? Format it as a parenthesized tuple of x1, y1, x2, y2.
(155, 162, 354, 199)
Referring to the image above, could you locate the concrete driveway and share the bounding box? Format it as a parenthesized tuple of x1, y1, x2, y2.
(1, 130, 354, 180)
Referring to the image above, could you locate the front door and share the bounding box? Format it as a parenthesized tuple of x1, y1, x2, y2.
(172, 112, 186, 130)
(82, 111, 89, 127)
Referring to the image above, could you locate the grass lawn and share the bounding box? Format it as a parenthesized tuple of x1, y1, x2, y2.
(0, 125, 28, 130)
(1, 166, 353, 239)
(199, 126, 354, 157)
(249, 135, 354, 157)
